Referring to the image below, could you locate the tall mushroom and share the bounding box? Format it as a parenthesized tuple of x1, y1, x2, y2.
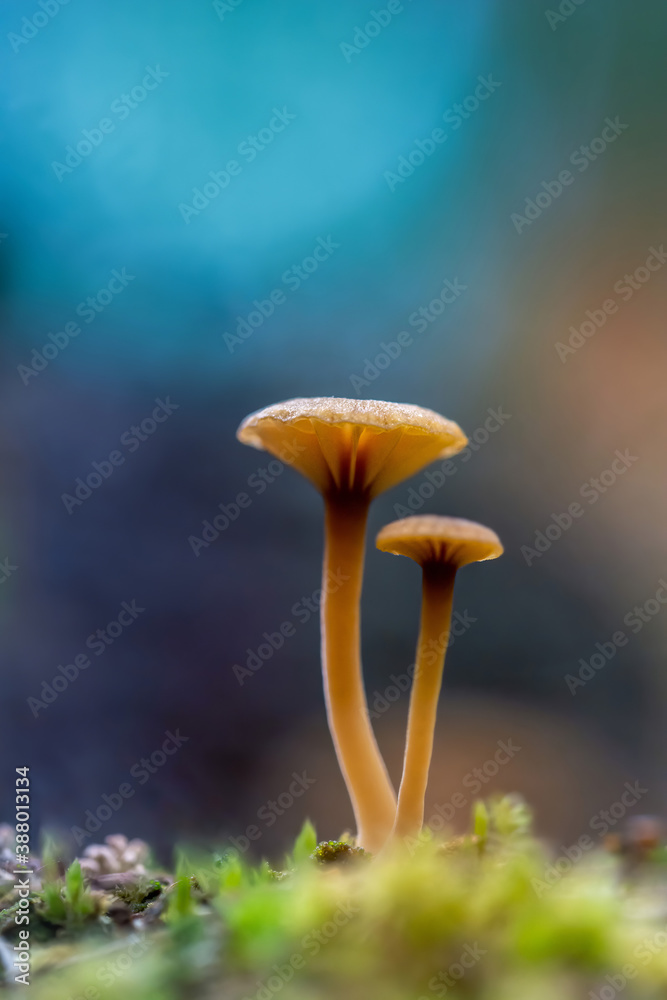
(376, 515, 503, 841)
(237, 399, 467, 852)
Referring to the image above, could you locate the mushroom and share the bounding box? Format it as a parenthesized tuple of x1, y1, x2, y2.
(237, 398, 467, 851)
(376, 515, 503, 841)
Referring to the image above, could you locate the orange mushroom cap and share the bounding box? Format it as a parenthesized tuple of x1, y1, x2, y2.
(236, 397, 467, 498)
(376, 515, 503, 568)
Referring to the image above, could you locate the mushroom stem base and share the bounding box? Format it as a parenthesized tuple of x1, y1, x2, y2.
(321, 492, 397, 853)
(393, 562, 456, 842)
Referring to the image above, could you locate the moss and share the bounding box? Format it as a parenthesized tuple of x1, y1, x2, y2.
(4, 797, 667, 999)
(114, 878, 164, 913)
(310, 840, 369, 864)
(28, 860, 100, 939)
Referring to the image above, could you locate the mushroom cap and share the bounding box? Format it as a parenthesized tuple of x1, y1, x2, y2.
(237, 398, 467, 498)
(376, 515, 503, 568)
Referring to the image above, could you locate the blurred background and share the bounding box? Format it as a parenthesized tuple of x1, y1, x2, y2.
(1, 0, 666, 859)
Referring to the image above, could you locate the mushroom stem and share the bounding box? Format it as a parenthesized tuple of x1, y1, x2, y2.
(321, 492, 397, 852)
(393, 561, 456, 841)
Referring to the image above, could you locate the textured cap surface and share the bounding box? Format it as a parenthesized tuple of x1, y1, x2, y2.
(237, 397, 467, 497)
(376, 515, 503, 567)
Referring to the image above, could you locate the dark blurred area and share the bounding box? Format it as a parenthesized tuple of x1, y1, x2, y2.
(1, 0, 666, 860)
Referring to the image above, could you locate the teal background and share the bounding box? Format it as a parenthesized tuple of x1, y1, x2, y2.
(1, 0, 666, 853)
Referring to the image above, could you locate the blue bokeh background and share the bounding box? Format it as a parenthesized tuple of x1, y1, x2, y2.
(1, 0, 666, 856)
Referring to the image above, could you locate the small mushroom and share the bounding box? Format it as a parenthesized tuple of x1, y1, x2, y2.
(376, 515, 503, 841)
(237, 398, 467, 851)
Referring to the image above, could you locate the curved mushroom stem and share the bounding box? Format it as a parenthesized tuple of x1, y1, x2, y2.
(393, 561, 456, 841)
(321, 492, 397, 853)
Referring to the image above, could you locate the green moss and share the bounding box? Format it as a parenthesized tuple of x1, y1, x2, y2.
(292, 818, 317, 865)
(32, 860, 98, 932)
(5, 797, 667, 999)
(114, 878, 164, 913)
(310, 840, 369, 864)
